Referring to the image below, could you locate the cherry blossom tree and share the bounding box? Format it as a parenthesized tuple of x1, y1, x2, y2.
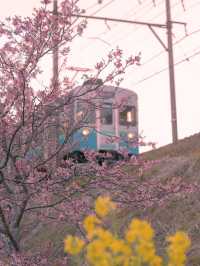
(0, 0, 140, 256)
(0, 2, 197, 264)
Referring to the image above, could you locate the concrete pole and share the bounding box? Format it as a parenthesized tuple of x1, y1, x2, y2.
(53, 0, 58, 89)
(165, 0, 178, 143)
(52, 0, 59, 166)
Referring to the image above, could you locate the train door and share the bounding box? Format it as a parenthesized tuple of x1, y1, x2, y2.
(118, 100, 138, 154)
(73, 100, 97, 151)
(97, 102, 118, 151)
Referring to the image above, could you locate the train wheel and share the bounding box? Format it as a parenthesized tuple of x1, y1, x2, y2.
(63, 151, 88, 163)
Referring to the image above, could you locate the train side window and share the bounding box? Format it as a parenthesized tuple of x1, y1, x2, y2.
(101, 103, 113, 125)
(120, 106, 136, 126)
(76, 101, 95, 124)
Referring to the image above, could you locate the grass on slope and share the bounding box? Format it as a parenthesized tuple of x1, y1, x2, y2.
(23, 133, 200, 265)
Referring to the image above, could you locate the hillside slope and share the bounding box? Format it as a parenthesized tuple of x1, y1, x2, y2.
(15, 133, 200, 265)
(139, 133, 200, 265)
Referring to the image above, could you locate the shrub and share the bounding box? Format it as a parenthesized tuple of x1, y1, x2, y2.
(64, 196, 190, 266)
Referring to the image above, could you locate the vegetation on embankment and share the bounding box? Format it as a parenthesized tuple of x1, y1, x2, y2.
(6, 133, 200, 265)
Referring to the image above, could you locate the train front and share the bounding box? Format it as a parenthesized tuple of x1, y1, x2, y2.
(96, 86, 138, 156)
(72, 82, 139, 156)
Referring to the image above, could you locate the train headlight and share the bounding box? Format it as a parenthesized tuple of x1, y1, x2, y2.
(127, 111, 133, 123)
(128, 132, 135, 139)
(82, 128, 90, 137)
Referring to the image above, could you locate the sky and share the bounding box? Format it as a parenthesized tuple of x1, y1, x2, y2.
(0, 0, 200, 151)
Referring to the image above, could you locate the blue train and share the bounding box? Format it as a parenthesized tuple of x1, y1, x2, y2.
(57, 79, 139, 161)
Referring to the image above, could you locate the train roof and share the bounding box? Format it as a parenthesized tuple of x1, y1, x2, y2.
(72, 82, 137, 99)
(46, 81, 137, 109)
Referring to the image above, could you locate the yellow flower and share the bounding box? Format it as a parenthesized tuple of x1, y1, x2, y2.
(167, 231, 191, 251)
(94, 228, 114, 246)
(86, 239, 112, 265)
(110, 239, 132, 265)
(150, 255, 163, 266)
(110, 239, 132, 257)
(63, 196, 190, 266)
(167, 231, 191, 266)
(136, 241, 156, 260)
(95, 196, 116, 218)
(125, 218, 154, 243)
(64, 235, 85, 255)
(83, 214, 101, 238)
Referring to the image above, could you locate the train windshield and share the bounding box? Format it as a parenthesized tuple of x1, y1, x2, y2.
(101, 103, 113, 125)
(76, 101, 95, 124)
(119, 105, 136, 126)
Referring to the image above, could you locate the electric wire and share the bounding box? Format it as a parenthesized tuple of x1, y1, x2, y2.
(129, 2, 200, 71)
(109, 0, 184, 45)
(134, 26, 200, 68)
(132, 46, 200, 87)
(91, 0, 116, 15)
(103, 0, 164, 41)
(107, 0, 200, 69)
(79, 0, 163, 53)
(78, 0, 158, 51)
(73, 0, 200, 89)
(80, 1, 101, 13)
(91, 0, 198, 46)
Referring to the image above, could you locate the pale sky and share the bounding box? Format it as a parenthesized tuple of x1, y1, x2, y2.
(1, 0, 200, 151)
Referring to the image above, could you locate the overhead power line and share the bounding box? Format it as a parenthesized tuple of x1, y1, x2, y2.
(87, 0, 163, 47)
(133, 47, 200, 87)
(71, 14, 167, 28)
(75, 2, 156, 52)
(53, 0, 189, 144)
(134, 26, 200, 69)
(71, 5, 186, 143)
(101, 0, 164, 44)
(91, 0, 116, 15)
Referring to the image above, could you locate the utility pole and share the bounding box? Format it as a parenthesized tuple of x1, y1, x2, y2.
(165, 0, 178, 143)
(51, 0, 59, 167)
(53, 0, 58, 90)
(71, 8, 185, 144)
